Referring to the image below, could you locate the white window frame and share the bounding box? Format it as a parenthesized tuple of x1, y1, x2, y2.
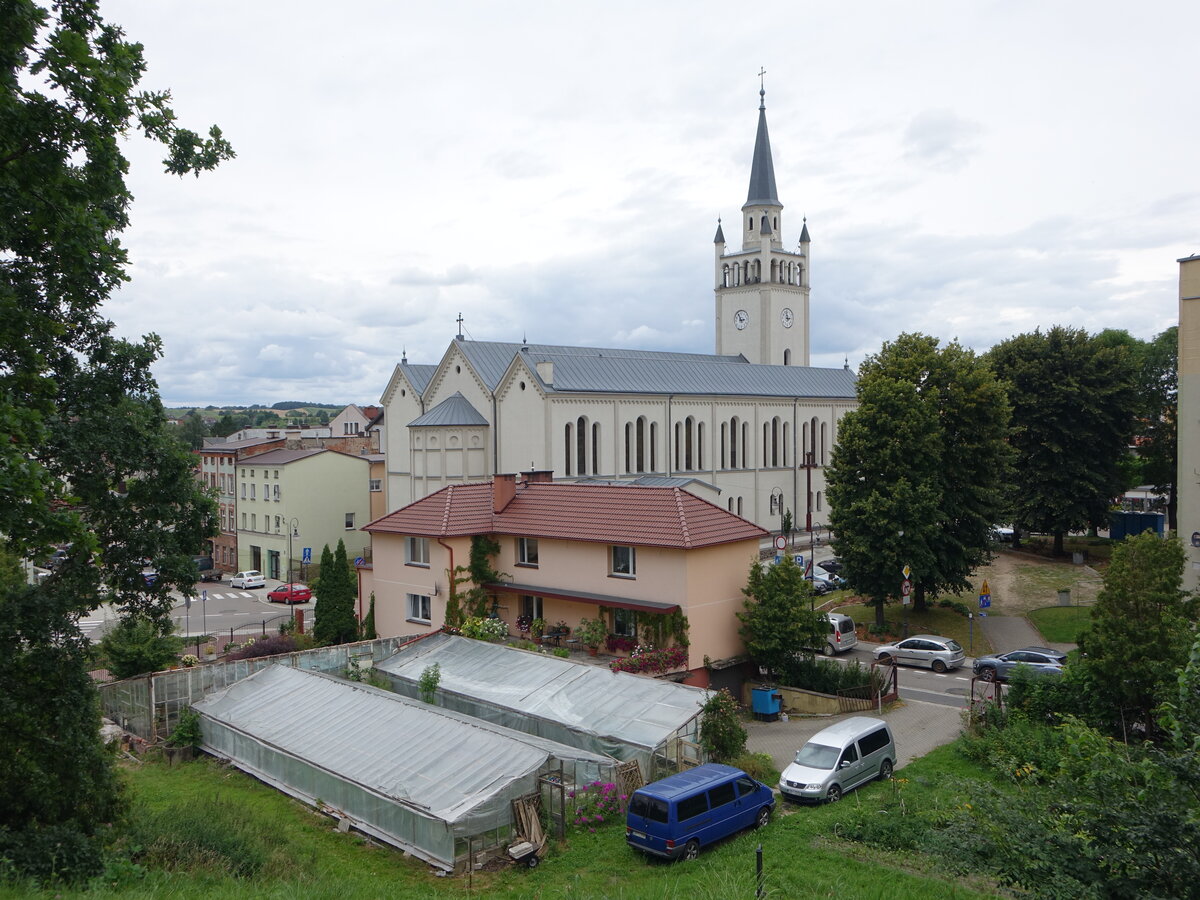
(610, 545, 636, 577)
(517, 537, 539, 567)
(405, 536, 430, 567)
(273, 484, 280, 501)
(345, 512, 355, 530)
(369, 479, 382, 492)
(407, 593, 431, 623)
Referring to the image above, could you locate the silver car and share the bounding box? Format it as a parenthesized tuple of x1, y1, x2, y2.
(874, 634, 965, 673)
(779, 717, 896, 803)
(972, 646, 1067, 682)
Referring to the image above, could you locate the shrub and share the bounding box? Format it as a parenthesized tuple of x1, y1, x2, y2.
(459, 616, 507, 641)
(778, 656, 886, 697)
(608, 646, 688, 674)
(936, 598, 972, 617)
(699, 689, 747, 762)
(515, 614, 532, 633)
(567, 781, 625, 833)
(727, 751, 779, 785)
(418, 663, 441, 703)
(168, 707, 203, 750)
(605, 634, 638, 653)
(0, 824, 104, 884)
(224, 634, 299, 661)
(553, 647, 570, 658)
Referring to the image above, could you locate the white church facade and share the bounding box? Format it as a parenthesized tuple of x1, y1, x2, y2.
(377, 90, 857, 534)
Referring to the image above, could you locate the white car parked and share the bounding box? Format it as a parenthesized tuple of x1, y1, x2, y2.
(230, 570, 265, 589)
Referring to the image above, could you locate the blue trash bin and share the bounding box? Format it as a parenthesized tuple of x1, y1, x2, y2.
(751, 686, 782, 721)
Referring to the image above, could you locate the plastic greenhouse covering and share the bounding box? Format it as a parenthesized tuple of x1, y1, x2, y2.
(193, 665, 614, 870)
(375, 634, 708, 774)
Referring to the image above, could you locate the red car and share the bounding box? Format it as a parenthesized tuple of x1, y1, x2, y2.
(267, 583, 312, 604)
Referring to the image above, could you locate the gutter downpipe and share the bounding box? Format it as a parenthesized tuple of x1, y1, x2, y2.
(437, 537, 455, 615)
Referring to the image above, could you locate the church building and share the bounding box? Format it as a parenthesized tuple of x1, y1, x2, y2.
(377, 90, 857, 534)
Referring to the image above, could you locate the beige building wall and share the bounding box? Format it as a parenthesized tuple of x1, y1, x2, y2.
(368, 529, 760, 674)
(1178, 254, 1200, 592)
(236, 451, 370, 579)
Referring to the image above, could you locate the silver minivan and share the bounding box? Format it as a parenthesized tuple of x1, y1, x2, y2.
(822, 612, 858, 656)
(779, 717, 895, 803)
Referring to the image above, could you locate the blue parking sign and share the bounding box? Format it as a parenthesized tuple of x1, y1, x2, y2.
(302, 547, 312, 564)
(979, 593, 991, 608)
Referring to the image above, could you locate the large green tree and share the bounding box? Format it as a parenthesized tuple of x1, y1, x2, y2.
(987, 326, 1138, 554)
(0, 0, 232, 879)
(1137, 326, 1178, 531)
(1073, 532, 1197, 737)
(826, 334, 1011, 625)
(313, 539, 358, 645)
(737, 556, 824, 677)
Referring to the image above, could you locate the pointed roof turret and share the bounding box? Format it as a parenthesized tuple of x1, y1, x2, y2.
(744, 87, 780, 209)
(713, 218, 725, 244)
(800, 217, 810, 242)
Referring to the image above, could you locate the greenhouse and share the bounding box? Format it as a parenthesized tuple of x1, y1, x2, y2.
(193, 665, 614, 871)
(375, 633, 709, 776)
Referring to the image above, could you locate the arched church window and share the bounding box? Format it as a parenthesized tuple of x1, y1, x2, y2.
(624, 422, 632, 473)
(685, 416, 695, 470)
(720, 422, 727, 468)
(697, 421, 705, 470)
(650, 422, 658, 472)
(749, 217, 754, 231)
(742, 422, 749, 469)
(773, 216, 778, 231)
(592, 422, 600, 474)
(729, 417, 739, 468)
(564, 423, 573, 476)
(821, 422, 828, 465)
(784, 349, 791, 365)
(577, 416, 588, 475)
(636, 417, 647, 473)
(674, 422, 682, 471)
(783, 422, 790, 466)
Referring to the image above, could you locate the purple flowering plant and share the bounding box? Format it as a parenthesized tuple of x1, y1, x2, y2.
(568, 780, 626, 833)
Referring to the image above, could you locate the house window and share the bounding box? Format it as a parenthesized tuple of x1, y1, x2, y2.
(407, 593, 431, 623)
(241, 512, 247, 529)
(274, 516, 281, 533)
(521, 594, 543, 621)
(240, 483, 246, 499)
(614, 608, 638, 638)
(250, 514, 256, 531)
(263, 483, 268, 500)
(250, 484, 256, 500)
(345, 512, 355, 530)
(369, 479, 382, 492)
(517, 537, 539, 567)
(406, 536, 430, 566)
(274, 470, 279, 479)
(610, 545, 636, 577)
(273, 484, 280, 501)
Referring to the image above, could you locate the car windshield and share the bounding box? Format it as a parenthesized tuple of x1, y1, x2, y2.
(794, 742, 839, 769)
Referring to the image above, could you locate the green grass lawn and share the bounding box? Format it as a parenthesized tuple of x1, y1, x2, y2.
(1, 751, 1005, 899)
(1027, 605, 1092, 643)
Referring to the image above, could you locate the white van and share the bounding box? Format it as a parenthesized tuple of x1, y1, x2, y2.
(779, 717, 895, 803)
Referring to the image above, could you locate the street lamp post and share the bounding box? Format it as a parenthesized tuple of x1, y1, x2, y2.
(286, 518, 299, 583)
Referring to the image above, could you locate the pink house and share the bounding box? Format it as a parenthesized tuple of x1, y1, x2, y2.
(361, 472, 767, 686)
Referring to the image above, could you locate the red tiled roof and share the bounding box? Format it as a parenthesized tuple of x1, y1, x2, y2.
(364, 481, 767, 549)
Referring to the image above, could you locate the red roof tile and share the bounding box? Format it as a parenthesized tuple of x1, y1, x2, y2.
(365, 481, 766, 549)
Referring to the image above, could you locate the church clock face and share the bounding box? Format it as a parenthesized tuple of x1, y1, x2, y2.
(734, 309, 749, 330)
(780, 308, 794, 328)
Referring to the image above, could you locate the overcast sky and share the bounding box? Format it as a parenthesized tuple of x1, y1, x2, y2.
(97, 0, 1197, 407)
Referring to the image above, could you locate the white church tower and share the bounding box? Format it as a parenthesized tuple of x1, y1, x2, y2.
(714, 86, 811, 366)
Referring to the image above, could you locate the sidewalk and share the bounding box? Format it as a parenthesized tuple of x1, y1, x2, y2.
(977, 612, 1077, 654)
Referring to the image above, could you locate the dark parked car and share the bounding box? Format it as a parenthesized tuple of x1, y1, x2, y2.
(972, 647, 1067, 682)
(817, 559, 843, 576)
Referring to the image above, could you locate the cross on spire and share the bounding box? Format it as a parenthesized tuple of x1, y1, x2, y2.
(757, 67, 767, 108)
(456, 312, 464, 339)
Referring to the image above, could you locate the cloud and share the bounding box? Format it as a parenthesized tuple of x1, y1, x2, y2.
(902, 109, 984, 171)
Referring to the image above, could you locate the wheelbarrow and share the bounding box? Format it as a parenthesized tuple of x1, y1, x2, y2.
(507, 840, 541, 868)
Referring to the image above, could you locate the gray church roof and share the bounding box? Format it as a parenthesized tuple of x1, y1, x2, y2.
(409, 392, 488, 427)
(713, 220, 725, 244)
(526, 353, 856, 399)
(455, 339, 746, 392)
(402, 363, 437, 394)
(744, 90, 780, 208)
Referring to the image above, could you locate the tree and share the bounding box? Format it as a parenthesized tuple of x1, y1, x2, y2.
(361, 591, 377, 640)
(1073, 532, 1197, 737)
(987, 326, 1138, 555)
(312, 540, 357, 645)
(177, 410, 208, 451)
(97, 615, 183, 680)
(0, 1, 232, 879)
(826, 334, 1011, 624)
(1137, 326, 1178, 531)
(736, 556, 824, 676)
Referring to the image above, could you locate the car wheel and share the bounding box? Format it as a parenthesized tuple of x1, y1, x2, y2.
(978, 667, 996, 682)
(826, 784, 842, 803)
(755, 807, 771, 829)
(822, 644, 835, 657)
(876, 653, 894, 665)
(931, 659, 948, 674)
(878, 759, 893, 781)
(526, 855, 539, 869)
(682, 840, 700, 861)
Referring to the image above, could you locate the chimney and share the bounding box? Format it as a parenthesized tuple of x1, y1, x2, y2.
(525, 470, 554, 483)
(535, 361, 553, 384)
(493, 473, 517, 513)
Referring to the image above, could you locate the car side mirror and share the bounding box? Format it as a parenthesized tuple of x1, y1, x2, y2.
(840, 760, 852, 769)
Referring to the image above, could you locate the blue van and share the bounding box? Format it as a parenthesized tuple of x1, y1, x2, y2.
(626, 763, 775, 860)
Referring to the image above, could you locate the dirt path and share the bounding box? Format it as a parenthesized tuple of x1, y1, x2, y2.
(969, 549, 1103, 616)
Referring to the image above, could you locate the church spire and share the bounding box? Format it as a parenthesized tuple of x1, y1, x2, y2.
(745, 81, 780, 209)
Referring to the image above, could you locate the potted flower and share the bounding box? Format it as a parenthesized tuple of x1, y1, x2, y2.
(577, 617, 609, 655)
(515, 614, 532, 637)
(531, 618, 546, 641)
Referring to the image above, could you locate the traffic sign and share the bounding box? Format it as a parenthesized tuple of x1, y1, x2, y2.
(901, 579, 912, 596)
(201, 590, 207, 603)
(903, 565, 911, 579)
(979, 594, 991, 609)
(774, 535, 787, 550)
(793, 554, 805, 570)
(354, 557, 365, 567)
(302, 547, 312, 563)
